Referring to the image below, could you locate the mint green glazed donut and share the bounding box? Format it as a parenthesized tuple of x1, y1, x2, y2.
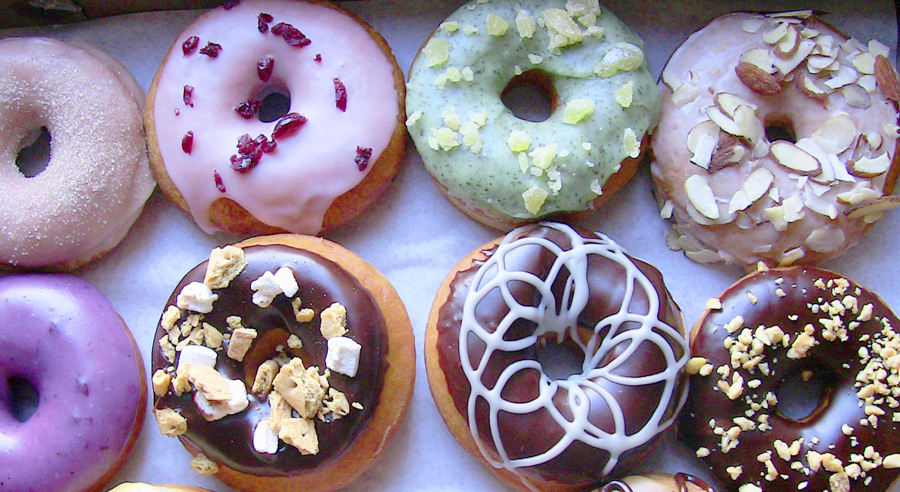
(406, 0, 660, 229)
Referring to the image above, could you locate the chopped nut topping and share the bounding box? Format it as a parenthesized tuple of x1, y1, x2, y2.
(252, 359, 280, 395)
(190, 453, 219, 476)
(273, 358, 328, 419)
(155, 408, 187, 437)
(203, 246, 247, 289)
(152, 369, 172, 397)
(186, 365, 232, 401)
(227, 328, 258, 362)
(278, 417, 318, 455)
(320, 302, 348, 339)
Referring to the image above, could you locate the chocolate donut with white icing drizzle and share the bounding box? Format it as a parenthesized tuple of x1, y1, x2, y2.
(425, 223, 690, 492)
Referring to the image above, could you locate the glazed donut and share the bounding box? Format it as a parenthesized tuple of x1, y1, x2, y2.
(0, 37, 155, 270)
(108, 485, 212, 492)
(652, 11, 900, 267)
(406, 0, 659, 230)
(682, 265, 900, 492)
(0, 274, 146, 492)
(150, 234, 415, 492)
(593, 473, 717, 492)
(425, 222, 690, 492)
(146, 0, 406, 235)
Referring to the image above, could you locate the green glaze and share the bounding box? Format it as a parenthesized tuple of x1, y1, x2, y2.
(406, 0, 660, 223)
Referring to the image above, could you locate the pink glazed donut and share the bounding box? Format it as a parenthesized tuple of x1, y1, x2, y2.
(0, 37, 155, 271)
(145, 0, 406, 235)
(0, 274, 146, 492)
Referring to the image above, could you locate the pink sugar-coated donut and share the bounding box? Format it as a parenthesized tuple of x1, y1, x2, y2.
(0, 37, 156, 271)
(0, 274, 146, 492)
(145, 0, 405, 235)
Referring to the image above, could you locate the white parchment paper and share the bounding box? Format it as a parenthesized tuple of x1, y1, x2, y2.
(1, 1, 898, 490)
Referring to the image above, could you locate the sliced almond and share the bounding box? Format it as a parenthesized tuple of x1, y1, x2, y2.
(715, 93, 757, 117)
(762, 22, 790, 45)
(824, 65, 860, 90)
(796, 138, 834, 184)
(774, 25, 801, 59)
(740, 48, 776, 73)
(685, 174, 720, 220)
(841, 84, 871, 108)
(771, 141, 820, 174)
(736, 61, 783, 95)
(875, 55, 900, 102)
(709, 134, 746, 172)
(733, 105, 764, 148)
(729, 168, 774, 214)
(707, 106, 741, 135)
(773, 39, 816, 75)
(798, 74, 828, 102)
(687, 121, 720, 170)
(672, 83, 702, 107)
(849, 153, 892, 178)
(742, 18, 766, 34)
(852, 52, 876, 75)
(767, 10, 812, 19)
(844, 195, 900, 219)
(806, 227, 846, 253)
(837, 186, 880, 205)
(811, 115, 856, 154)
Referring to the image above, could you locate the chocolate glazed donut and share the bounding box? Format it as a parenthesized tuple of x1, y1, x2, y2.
(683, 267, 900, 492)
(427, 223, 690, 492)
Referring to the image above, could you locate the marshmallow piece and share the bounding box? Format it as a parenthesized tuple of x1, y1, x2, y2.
(177, 345, 218, 372)
(325, 336, 362, 377)
(273, 267, 299, 298)
(177, 282, 218, 313)
(250, 271, 281, 307)
(253, 418, 279, 454)
(194, 378, 250, 421)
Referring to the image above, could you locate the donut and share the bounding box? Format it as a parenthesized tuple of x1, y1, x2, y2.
(425, 222, 690, 492)
(682, 265, 900, 492)
(406, 0, 660, 230)
(0, 274, 146, 492)
(651, 11, 900, 267)
(150, 234, 415, 492)
(593, 473, 717, 492)
(108, 484, 212, 492)
(145, 0, 406, 235)
(0, 37, 155, 270)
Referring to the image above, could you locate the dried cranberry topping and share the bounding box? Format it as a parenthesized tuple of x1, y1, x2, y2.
(333, 78, 347, 112)
(182, 36, 199, 56)
(271, 22, 311, 47)
(272, 113, 307, 140)
(355, 146, 373, 171)
(237, 133, 256, 155)
(258, 13, 273, 33)
(253, 134, 277, 153)
(183, 85, 194, 107)
(222, 0, 239, 10)
(234, 99, 262, 119)
(214, 170, 226, 192)
(182, 131, 194, 154)
(258, 56, 275, 82)
(174, 108, 181, 116)
(199, 42, 222, 58)
(230, 149, 262, 173)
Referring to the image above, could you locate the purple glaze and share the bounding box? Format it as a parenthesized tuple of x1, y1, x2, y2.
(0, 274, 145, 492)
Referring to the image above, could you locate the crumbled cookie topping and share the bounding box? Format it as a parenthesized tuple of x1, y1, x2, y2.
(203, 245, 247, 289)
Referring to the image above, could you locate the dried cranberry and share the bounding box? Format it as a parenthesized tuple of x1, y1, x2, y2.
(234, 99, 262, 119)
(333, 78, 347, 112)
(199, 42, 222, 58)
(222, 0, 239, 9)
(214, 170, 226, 192)
(182, 36, 199, 56)
(258, 13, 273, 33)
(254, 134, 277, 153)
(314, 54, 322, 63)
(236, 133, 256, 155)
(174, 108, 181, 116)
(230, 151, 261, 173)
(355, 146, 373, 171)
(272, 113, 307, 140)
(183, 85, 194, 107)
(258, 56, 275, 82)
(271, 22, 311, 47)
(182, 131, 194, 154)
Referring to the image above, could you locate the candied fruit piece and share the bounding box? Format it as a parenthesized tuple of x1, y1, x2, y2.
(486, 14, 509, 37)
(182, 131, 194, 154)
(214, 170, 226, 192)
(541, 8, 583, 51)
(423, 38, 450, 68)
(271, 22, 311, 47)
(334, 78, 347, 112)
(594, 43, 644, 78)
(562, 99, 595, 124)
(258, 13, 273, 33)
(182, 36, 199, 56)
(258, 56, 275, 82)
(183, 85, 195, 107)
(508, 130, 531, 152)
(199, 42, 222, 58)
(272, 113, 307, 140)
(355, 146, 373, 171)
(235, 99, 262, 119)
(523, 187, 548, 214)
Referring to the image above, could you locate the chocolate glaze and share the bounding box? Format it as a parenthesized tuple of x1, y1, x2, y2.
(675, 472, 716, 492)
(151, 244, 387, 476)
(436, 224, 688, 485)
(683, 267, 900, 492)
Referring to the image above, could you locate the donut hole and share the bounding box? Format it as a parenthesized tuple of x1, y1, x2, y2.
(256, 86, 292, 123)
(15, 126, 51, 178)
(775, 366, 832, 422)
(764, 115, 797, 144)
(6, 376, 39, 422)
(501, 69, 557, 123)
(535, 333, 587, 381)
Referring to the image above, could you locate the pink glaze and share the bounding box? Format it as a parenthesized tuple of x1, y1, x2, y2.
(0, 274, 145, 492)
(151, 0, 399, 234)
(0, 38, 155, 269)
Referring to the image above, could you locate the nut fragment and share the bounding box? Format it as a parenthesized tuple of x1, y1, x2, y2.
(849, 153, 891, 178)
(770, 141, 820, 174)
(736, 61, 783, 95)
(844, 195, 900, 219)
(875, 55, 900, 102)
(685, 174, 720, 220)
(811, 115, 856, 154)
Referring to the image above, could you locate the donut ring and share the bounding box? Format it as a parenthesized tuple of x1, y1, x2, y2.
(651, 11, 900, 267)
(151, 234, 415, 492)
(426, 223, 689, 492)
(406, 0, 659, 229)
(108, 484, 213, 492)
(146, 0, 406, 235)
(682, 266, 900, 492)
(0, 274, 146, 492)
(0, 37, 155, 270)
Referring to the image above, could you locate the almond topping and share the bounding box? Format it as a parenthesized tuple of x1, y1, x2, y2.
(875, 55, 900, 102)
(771, 141, 820, 174)
(849, 152, 891, 178)
(736, 61, 783, 95)
(685, 174, 720, 220)
(844, 195, 900, 219)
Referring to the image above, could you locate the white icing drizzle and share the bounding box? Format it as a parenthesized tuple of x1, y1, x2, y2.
(459, 223, 689, 491)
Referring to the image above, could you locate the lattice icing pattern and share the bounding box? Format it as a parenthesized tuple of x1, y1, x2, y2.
(459, 223, 690, 490)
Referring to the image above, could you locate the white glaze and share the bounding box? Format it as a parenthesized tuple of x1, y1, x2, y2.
(152, 0, 398, 234)
(652, 12, 900, 266)
(0, 37, 154, 268)
(459, 223, 689, 491)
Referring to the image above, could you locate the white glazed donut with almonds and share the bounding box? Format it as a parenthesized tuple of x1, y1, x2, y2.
(652, 10, 900, 267)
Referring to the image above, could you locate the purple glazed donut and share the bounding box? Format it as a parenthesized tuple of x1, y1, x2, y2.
(0, 274, 146, 492)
